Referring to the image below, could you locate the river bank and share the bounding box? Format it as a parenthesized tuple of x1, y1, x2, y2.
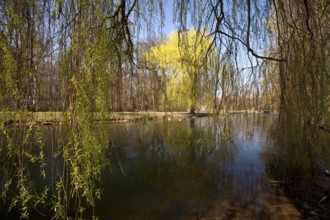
(1, 110, 279, 126)
(1, 111, 217, 126)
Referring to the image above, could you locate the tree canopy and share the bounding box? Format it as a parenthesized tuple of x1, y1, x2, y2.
(143, 29, 215, 112)
(0, 0, 328, 120)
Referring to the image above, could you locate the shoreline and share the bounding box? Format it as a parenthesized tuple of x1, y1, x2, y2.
(1, 110, 276, 126)
(1, 111, 214, 126)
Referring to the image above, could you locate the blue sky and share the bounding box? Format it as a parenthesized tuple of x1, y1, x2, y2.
(162, 0, 176, 34)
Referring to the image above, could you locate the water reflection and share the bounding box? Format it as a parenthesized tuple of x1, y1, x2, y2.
(0, 115, 317, 219)
(261, 117, 330, 218)
(0, 123, 111, 219)
(94, 115, 276, 219)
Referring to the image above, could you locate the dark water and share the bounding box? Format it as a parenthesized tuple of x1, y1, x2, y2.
(95, 115, 274, 219)
(1, 115, 329, 219)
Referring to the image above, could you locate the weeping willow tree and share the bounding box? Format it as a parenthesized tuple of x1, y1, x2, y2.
(270, 0, 329, 125)
(0, 0, 165, 219)
(0, 0, 329, 219)
(267, 0, 330, 196)
(170, 0, 329, 122)
(0, 0, 328, 117)
(164, 0, 286, 113)
(143, 29, 215, 113)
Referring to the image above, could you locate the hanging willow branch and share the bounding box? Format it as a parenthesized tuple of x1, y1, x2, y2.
(206, 0, 285, 62)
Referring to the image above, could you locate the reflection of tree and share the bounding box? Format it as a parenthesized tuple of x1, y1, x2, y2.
(0, 125, 47, 219)
(264, 118, 329, 182)
(116, 119, 218, 193)
(0, 124, 111, 219)
(103, 117, 242, 218)
(212, 115, 274, 204)
(261, 118, 330, 217)
(0, 116, 280, 219)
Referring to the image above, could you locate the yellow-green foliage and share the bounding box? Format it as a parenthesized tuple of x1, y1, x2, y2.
(144, 29, 214, 110)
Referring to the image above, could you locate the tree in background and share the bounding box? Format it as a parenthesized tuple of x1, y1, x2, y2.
(143, 29, 215, 113)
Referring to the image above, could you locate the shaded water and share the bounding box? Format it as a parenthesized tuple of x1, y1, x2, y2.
(1, 115, 329, 219)
(96, 115, 274, 219)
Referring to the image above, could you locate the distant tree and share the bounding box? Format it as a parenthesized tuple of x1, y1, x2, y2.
(143, 29, 214, 113)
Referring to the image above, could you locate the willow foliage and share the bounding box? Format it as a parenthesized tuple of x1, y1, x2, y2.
(144, 29, 215, 112)
(0, 0, 329, 219)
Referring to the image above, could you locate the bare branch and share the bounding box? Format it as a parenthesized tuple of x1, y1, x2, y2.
(208, 30, 285, 62)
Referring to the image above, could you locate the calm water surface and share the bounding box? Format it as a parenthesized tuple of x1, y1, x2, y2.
(94, 115, 276, 219)
(1, 114, 329, 219)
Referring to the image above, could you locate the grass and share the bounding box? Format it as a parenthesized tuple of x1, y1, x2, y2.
(1, 110, 272, 123)
(0, 111, 216, 125)
(1, 111, 63, 122)
(228, 109, 259, 114)
(1, 111, 179, 125)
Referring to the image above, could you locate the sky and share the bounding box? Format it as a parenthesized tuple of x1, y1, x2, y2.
(162, 0, 176, 35)
(135, 0, 178, 40)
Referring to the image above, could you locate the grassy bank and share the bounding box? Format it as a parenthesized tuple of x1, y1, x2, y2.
(1, 111, 214, 126)
(1, 110, 276, 126)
